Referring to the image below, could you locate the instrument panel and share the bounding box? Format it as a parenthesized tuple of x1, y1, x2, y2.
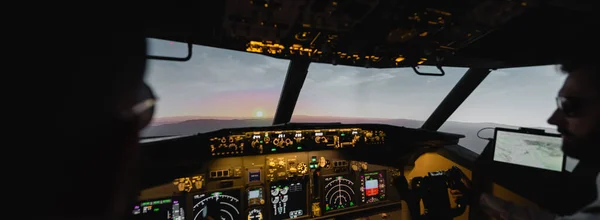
(136, 125, 465, 219)
(132, 196, 186, 220)
(137, 151, 401, 220)
(209, 127, 386, 157)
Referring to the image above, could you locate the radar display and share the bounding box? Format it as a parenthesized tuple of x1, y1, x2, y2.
(192, 189, 241, 220)
(323, 175, 357, 212)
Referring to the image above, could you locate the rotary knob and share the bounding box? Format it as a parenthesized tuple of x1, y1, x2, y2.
(278, 160, 286, 168)
(297, 162, 308, 174)
(361, 162, 368, 171)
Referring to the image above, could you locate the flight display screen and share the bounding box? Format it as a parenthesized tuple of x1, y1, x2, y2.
(247, 187, 264, 206)
(192, 189, 241, 220)
(494, 129, 564, 172)
(132, 196, 186, 220)
(323, 174, 357, 212)
(360, 171, 386, 204)
(269, 178, 307, 219)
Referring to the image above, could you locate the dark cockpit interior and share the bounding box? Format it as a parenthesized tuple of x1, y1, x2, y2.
(136, 0, 598, 219)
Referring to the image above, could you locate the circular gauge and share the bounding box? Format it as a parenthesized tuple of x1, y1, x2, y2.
(193, 191, 240, 220)
(271, 188, 280, 196)
(248, 208, 263, 220)
(324, 175, 356, 212)
(280, 186, 289, 195)
(297, 162, 308, 174)
(278, 160, 285, 167)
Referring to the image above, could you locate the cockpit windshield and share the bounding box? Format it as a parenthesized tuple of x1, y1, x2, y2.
(142, 38, 461, 137)
(440, 66, 566, 154)
(290, 64, 464, 125)
(143, 39, 287, 136)
(142, 38, 567, 161)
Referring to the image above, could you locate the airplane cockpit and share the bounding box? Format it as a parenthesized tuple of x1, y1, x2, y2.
(136, 0, 597, 219)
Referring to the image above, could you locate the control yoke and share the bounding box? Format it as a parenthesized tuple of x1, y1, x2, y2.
(394, 166, 472, 220)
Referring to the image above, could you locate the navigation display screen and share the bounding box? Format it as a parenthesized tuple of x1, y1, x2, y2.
(323, 174, 357, 212)
(132, 196, 186, 220)
(269, 178, 307, 219)
(494, 129, 564, 171)
(192, 189, 241, 220)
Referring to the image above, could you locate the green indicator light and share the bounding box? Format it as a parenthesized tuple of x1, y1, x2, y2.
(341, 133, 345, 136)
(141, 202, 150, 206)
(312, 158, 316, 162)
(297, 146, 302, 150)
(260, 141, 263, 143)
(271, 148, 276, 152)
(154, 208, 159, 212)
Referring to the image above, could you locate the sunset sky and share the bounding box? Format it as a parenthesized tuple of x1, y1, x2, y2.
(146, 38, 566, 128)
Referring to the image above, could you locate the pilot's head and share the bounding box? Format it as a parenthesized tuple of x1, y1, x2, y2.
(547, 55, 599, 164)
(48, 26, 151, 219)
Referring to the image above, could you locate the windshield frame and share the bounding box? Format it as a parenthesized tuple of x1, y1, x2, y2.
(270, 57, 492, 130)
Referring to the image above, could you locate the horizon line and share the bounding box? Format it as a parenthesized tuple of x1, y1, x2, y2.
(150, 115, 555, 129)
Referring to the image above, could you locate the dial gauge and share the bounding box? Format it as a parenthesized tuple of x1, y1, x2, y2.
(248, 208, 263, 220)
(297, 162, 308, 174)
